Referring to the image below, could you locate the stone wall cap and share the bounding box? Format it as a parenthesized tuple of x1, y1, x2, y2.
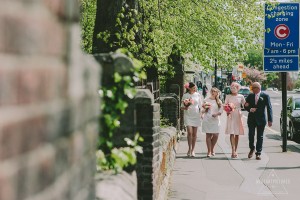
(135, 89, 154, 104)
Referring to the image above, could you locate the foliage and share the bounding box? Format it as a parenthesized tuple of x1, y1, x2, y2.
(263, 73, 279, 88)
(287, 73, 294, 91)
(80, 0, 97, 53)
(82, 0, 267, 74)
(157, 0, 265, 70)
(96, 134, 143, 172)
(244, 67, 266, 84)
(98, 49, 146, 173)
(94, 1, 158, 69)
(160, 117, 172, 128)
(294, 79, 300, 89)
(244, 49, 263, 70)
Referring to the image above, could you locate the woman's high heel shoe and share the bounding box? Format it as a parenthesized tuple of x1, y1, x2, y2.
(187, 151, 191, 157)
(191, 151, 195, 157)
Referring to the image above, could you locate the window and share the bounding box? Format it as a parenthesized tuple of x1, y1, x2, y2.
(239, 89, 250, 95)
(294, 98, 300, 110)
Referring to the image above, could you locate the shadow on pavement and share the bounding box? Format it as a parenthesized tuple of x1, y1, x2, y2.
(266, 133, 282, 141)
(175, 156, 208, 159)
(287, 144, 300, 153)
(258, 166, 300, 170)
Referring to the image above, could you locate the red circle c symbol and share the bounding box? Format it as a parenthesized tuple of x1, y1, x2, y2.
(274, 24, 290, 40)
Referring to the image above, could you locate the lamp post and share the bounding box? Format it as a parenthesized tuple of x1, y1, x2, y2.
(214, 58, 218, 88)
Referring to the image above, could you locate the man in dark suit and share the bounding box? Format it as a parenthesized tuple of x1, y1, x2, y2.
(244, 82, 273, 160)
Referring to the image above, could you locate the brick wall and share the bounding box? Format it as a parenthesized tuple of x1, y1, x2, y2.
(94, 53, 136, 148)
(165, 64, 185, 131)
(135, 90, 177, 200)
(0, 1, 100, 200)
(160, 93, 180, 130)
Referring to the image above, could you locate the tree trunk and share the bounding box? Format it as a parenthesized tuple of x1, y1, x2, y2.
(92, 0, 137, 54)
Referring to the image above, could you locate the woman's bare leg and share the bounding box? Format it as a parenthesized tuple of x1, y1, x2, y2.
(191, 127, 198, 156)
(230, 134, 236, 157)
(206, 133, 212, 156)
(186, 126, 193, 155)
(211, 133, 219, 155)
(234, 135, 239, 155)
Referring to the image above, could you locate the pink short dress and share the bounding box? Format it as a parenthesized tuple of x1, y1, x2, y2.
(225, 94, 245, 135)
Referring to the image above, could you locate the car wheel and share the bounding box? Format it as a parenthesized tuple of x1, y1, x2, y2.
(291, 125, 298, 141)
(290, 124, 294, 140)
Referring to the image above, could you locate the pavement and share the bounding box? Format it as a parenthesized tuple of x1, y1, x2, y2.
(168, 112, 300, 200)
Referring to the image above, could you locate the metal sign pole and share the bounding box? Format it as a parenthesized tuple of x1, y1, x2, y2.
(214, 58, 218, 88)
(282, 72, 287, 152)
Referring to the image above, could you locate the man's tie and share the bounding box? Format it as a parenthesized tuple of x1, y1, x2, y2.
(255, 94, 258, 105)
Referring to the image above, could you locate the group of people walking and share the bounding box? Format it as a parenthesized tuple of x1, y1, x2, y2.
(181, 81, 273, 160)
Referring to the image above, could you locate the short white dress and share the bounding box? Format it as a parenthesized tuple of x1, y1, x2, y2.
(181, 92, 202, 127)
(202, 98, 223, 133)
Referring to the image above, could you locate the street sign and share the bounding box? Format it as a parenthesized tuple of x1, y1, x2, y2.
(264, 2, 299, 72)
(264, 56, 299, 72)
(264, 3, 299, 49)
(264, 3, 300, 152)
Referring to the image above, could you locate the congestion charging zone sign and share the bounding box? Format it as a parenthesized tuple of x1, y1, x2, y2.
(264, 3, 299, 72)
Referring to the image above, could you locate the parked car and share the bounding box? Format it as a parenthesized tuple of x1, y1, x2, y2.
(266, 87, 274, 91)
(238, 86, 251, 110)
(280, 95, 300, 140)
(221, 86, 231, 102)
(221, 85, 251, 104)
(239, 86, 251, 99)
(293, 88, 300, 93)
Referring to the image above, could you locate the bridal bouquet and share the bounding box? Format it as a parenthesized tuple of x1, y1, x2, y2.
(202, 102, 212, 112)
(183, 98, 194, 108)
(223, 103, 235, 116)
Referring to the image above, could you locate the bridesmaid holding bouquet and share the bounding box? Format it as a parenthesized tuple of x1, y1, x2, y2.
(224, 82, 245, 159)
(181, 82, 202, 157)
(201, 87, 223, 157)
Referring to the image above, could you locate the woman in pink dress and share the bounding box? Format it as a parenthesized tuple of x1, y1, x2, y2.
(224, 82, 245, 159)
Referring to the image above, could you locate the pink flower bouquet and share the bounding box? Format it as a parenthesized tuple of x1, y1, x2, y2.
(223, 103, 235, 116)
(183, 98, 194, 108)
(184, 83, 189, 89)
(202, 102, 212, 112)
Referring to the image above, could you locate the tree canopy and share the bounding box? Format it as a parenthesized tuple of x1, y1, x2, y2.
(154, 0, 264, 70)
(81, 0, 268, 73)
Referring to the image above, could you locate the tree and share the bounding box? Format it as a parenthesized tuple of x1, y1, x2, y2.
(244, 49, 263, 70)
(92, 0, 139, 54)
(82, 0, 266, 73)
(294, 79, 300, 89)
(244, 67, 266, 84)
(80, 0, 97, 53)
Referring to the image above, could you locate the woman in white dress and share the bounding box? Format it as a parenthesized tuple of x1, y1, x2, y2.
(181, 82, 202, 157)
(224, 82, 245, 159)
(201, 87, 223, 157)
